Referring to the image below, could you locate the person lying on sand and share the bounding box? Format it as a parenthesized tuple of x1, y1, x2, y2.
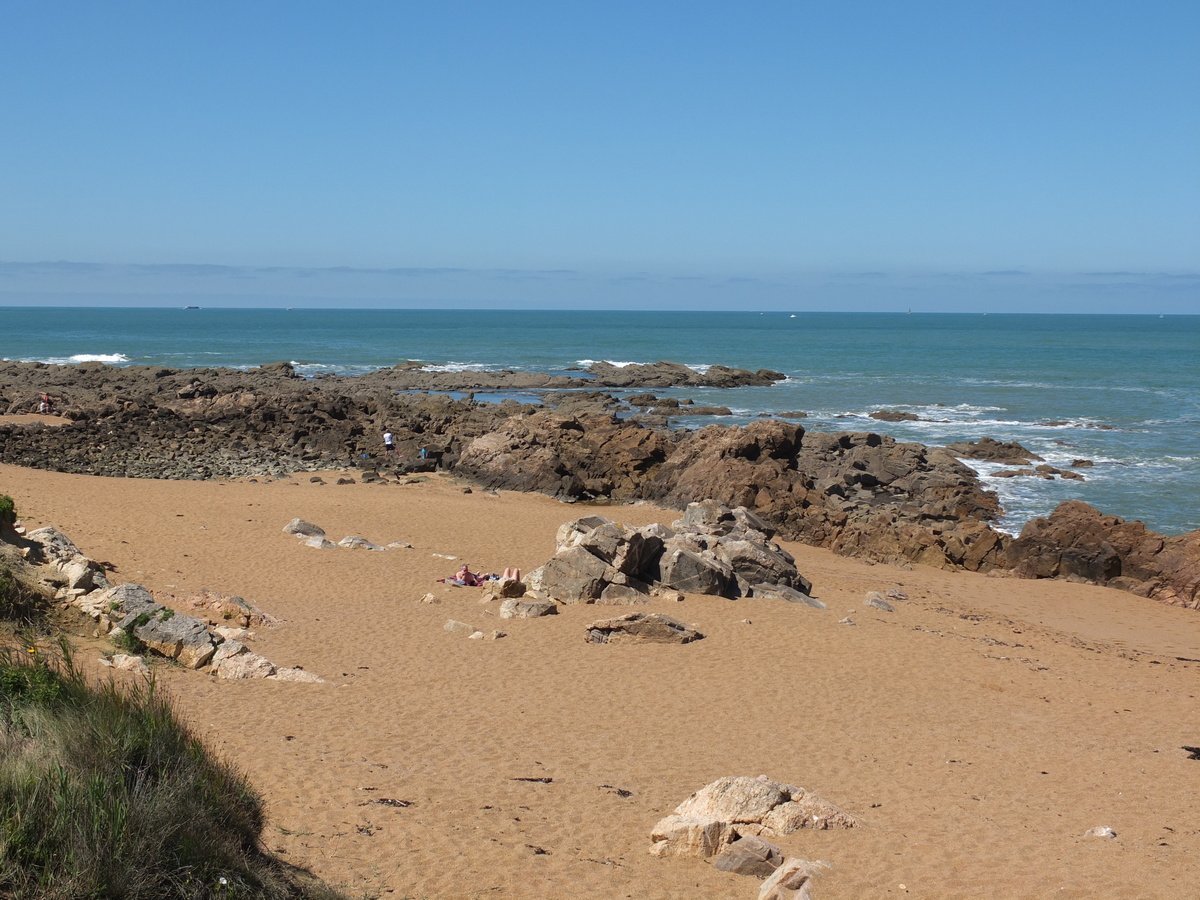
(437, 564, 520, 587)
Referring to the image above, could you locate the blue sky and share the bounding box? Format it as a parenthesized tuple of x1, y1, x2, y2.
(1, 1, 1197, 312)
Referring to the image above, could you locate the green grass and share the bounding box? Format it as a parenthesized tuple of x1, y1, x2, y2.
(0, 641, 346, 900)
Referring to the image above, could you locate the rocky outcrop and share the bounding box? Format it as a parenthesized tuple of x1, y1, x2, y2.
(527, 504, 812, 606)
(643, 422, 1006, 572)
(1007, 501, 1200, 608)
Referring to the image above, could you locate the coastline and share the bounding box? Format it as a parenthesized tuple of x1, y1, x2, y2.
(4, 461, 1199, 898)
(4, 308, 1198, 537)
(2, 360, 1196, 609)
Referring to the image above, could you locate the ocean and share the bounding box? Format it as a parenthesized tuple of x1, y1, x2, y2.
(3, 307, 1197, 537)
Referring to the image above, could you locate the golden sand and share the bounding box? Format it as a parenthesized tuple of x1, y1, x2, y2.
(3, 461, 1198, 899)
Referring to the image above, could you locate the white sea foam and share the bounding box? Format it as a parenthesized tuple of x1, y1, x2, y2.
(420, 361, 501, 373)
(70, 353, 129, 363)
(576, 359, 642, 368)
(20, 353, 133, 365)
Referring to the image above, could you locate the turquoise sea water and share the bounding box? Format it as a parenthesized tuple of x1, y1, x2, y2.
(2, 307, 1197, 536)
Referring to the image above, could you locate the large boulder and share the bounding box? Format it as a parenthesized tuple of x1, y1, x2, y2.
(24, 526, 83, 565)
(97, 582, 161, 623)
(211, 640, 276, 679)
(121, 606, 216, 669)
(715, 538, 803, 593)
(648, 775, 855, 860)
(657, 542, 736, 597)
(528, 544, 612, 603)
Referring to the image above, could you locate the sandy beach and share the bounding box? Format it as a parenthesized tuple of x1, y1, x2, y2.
(4, 458, 1199, 899)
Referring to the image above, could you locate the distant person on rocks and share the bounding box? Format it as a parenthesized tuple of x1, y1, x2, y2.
(419, 446, 427, 460)
(38, 394, 53, 414)
(383, 429, 394, 458)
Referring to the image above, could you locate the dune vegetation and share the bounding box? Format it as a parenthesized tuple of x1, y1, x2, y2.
(0, 573, 345, 900)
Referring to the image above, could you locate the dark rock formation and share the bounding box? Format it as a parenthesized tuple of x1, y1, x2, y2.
(1007, 501, 1200, 608)
(945, 437, 1044, 464)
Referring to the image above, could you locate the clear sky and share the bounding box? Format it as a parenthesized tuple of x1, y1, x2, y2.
(2, 1, 1197, 312)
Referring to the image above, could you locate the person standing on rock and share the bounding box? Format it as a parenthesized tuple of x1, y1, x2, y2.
(383, 429, 395, 459)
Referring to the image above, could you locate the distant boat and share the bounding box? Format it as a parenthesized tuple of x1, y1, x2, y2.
(789, 314, 796, 318)
(182, 305, 201, 310)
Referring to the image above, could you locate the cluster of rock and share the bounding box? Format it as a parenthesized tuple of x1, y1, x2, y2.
(282, 517, 412, 551)
(4, 360, 1198, 607)
(526, 500, 817, 608)
(458, 416, 1007, 577)
(649, 775, 853, 897)
(443, 619, 507, 641)
(13, 524, 319, 681)
(945, 438, 1086, 482)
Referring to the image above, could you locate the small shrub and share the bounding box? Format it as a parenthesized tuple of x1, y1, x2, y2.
(111, 628, 147, 656)
(0, 494, 15, 528)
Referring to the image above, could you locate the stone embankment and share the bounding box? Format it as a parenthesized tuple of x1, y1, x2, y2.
(2, 360, 1196, 607)
(0, 521, 318, 680)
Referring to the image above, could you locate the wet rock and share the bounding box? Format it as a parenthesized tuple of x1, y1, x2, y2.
(945, 437, 1044, 464)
